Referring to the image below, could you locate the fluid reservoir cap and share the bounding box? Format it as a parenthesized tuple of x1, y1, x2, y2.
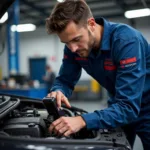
(28, 123, 36, 127)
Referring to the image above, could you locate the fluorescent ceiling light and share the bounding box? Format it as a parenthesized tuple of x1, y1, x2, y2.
(11, 24, 36, 32)
(125, 8, 150, 19)
(0, 12, 8, 23)
(57, 0, 64, 2)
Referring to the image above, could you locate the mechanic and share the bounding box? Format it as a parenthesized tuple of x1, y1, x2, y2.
(45, 0, 150, 149)
(43, 65, 56, 93)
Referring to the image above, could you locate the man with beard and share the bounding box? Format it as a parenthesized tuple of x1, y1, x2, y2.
(45, 0, 150, 149)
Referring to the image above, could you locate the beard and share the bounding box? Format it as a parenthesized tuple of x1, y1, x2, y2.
(76, 30, 96, 58)
(77, 50, 88, 57)
(85, 30, 96, 56)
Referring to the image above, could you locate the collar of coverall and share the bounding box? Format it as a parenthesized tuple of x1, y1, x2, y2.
(95, 17, 111, 51)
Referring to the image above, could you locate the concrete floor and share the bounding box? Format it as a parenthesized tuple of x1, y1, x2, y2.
(71, 99, 143, 150)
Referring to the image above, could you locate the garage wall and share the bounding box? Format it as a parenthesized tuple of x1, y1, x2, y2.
(0, 17, 150, 79)
(19, 30, 61, 75)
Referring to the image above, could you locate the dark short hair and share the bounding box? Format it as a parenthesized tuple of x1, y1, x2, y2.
(46, 0, 93, 34)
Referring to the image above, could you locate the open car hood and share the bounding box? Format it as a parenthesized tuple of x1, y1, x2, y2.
(0, 0, 15, 19)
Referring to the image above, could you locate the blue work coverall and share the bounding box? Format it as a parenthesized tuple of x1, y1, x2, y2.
(51, 18, 150, 149)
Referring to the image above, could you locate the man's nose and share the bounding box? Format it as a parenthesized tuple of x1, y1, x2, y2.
(68, 44, 78, 53)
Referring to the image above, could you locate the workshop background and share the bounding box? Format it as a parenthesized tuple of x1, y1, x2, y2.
(0, 0, 150, 149)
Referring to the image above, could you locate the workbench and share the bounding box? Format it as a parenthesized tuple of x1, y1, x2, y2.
(0, 86, 47, 99)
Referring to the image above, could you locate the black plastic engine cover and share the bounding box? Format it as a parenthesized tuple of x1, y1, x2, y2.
(3, 117, 46, 137)
(3, 124, 41, 137)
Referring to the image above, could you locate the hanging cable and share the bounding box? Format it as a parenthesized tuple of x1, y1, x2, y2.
(0, 23, 6, 56)
(141, 0, 148, 8)
(0, 12, 14, 56)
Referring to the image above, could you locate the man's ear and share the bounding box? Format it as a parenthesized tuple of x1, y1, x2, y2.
(87, 18, 96, 32)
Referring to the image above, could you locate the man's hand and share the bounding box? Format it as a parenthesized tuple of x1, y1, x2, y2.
(49, 116, 86, 137)
(47, 91, 71, 108)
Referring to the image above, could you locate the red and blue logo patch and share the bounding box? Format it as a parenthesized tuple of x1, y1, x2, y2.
(120, 57, 137, 68)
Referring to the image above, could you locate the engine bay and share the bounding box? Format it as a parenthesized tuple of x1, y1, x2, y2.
(0, 95, 99, 139)
(0, 94, 130, 148)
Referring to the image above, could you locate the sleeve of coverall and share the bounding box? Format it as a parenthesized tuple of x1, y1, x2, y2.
(82, 37, 146, 129)
(50, 46, 82, 98)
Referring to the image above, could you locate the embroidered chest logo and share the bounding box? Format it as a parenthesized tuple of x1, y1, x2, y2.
(75, 57, 88, 66)
(75, 57, 88, 61)
(104, 59, 116, 71)
(120, 57, 137, 68)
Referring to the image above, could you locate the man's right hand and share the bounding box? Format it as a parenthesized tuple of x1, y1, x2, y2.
(47, 91, 71, 109)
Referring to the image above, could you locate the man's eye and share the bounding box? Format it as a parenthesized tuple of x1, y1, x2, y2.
(74, 38, 80, 42)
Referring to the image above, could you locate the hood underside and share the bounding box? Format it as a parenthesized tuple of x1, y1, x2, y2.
(0, 0, 15, 19)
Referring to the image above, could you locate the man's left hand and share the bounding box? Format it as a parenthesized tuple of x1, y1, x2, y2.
(49, 116, 86, 137)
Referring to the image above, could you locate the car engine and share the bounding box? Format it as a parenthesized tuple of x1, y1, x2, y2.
(0, 94, 130, 149)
